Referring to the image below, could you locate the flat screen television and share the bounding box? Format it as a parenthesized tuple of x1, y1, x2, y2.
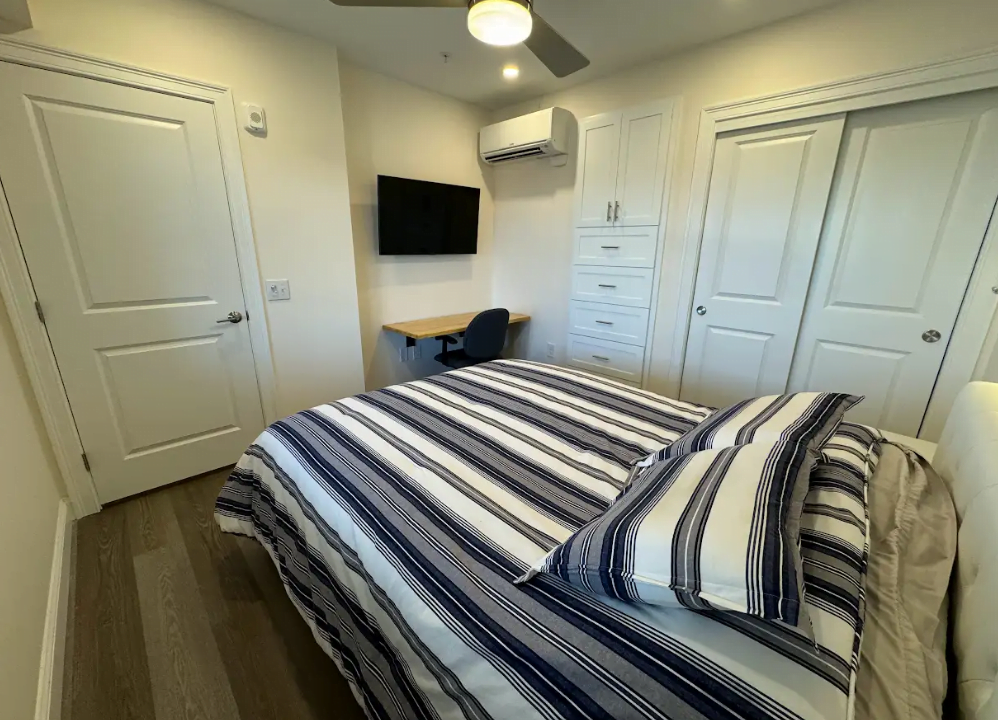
(378, 175, 481, 256)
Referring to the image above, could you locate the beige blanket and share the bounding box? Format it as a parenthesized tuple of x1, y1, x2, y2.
(854, 443, 957, 720)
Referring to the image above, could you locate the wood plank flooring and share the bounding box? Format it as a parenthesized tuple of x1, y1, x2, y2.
(62, 469, 368, 720)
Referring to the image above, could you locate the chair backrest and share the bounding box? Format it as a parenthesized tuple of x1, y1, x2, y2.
(464, 309, 510, 359)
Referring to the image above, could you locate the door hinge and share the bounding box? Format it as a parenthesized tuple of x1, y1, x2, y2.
(81, 452, 91, 473)
(35, 300, 45, 324)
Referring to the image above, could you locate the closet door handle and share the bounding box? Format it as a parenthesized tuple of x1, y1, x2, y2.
(606, 202, 613, 223)
(600, 245, 620, 250)
(598, 284, 617, 289)
(592, 355, 610, 361)
(614, 201, 620, 222)
(595, 320, 614, 326)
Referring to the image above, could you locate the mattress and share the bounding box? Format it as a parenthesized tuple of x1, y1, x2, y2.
(215, 360, 874, 720)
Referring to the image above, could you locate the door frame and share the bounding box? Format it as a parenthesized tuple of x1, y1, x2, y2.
(661, 45, 998, 439)
(0, 38, 278, 516)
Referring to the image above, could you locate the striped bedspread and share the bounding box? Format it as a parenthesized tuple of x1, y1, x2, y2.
(215, 360, 870, 720)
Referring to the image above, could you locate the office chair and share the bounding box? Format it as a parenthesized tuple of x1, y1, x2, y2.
(435, 309, 510, 370)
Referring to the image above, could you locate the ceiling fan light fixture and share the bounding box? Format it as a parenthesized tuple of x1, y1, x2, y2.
(467, 0, 533, 47)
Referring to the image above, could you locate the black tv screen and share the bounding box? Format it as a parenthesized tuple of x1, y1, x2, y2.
(378, 175, 481, 255)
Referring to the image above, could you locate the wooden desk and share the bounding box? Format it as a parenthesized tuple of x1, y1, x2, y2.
(383, 311, 530, 346)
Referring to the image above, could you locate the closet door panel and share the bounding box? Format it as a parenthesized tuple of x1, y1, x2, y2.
(681, 116, 846, 409)
(788, 90, 998, 437)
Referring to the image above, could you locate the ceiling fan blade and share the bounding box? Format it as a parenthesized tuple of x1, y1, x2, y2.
(329, 0, 467, 7)
(525, 12, 590, 78)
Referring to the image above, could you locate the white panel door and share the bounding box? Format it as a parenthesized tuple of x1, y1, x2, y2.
(616, 103, 672, 226)
(575, 112, 621, 227)
(788, 91, 998, 436)
(681, 116, 846, 410)
(0, 62, 266, 503)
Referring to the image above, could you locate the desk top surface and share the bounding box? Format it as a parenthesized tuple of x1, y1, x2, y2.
(383, 311, 530, 340)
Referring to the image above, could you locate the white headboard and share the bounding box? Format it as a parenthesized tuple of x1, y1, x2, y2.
(933, 382, 998, 720)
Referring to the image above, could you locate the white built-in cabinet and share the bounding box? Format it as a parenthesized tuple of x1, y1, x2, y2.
(575, 105, 672, 228)
(567, 99, 676, 386)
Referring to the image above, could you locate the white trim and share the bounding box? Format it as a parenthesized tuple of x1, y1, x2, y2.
(664, 45, 998, 426)
(642, 96, 682, 386)
(0, 38, 278, 516)
(922, 198, 998, 439)
(34, 499, 73, 720)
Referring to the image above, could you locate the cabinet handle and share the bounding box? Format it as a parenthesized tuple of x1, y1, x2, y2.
(595, 320, 614, 325)
(606, 201, 612, 223)
(614, 201, 620, 222)
(600, 245, 620, 250)
(592, 355, 610, 361)
(598, 284, 617, 289)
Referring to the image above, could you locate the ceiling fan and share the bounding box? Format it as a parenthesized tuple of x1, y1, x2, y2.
(328, 0, 590, 78)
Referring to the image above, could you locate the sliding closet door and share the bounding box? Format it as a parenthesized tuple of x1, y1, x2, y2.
(681, 116, 845, 409)
(788, 90, 998, 437)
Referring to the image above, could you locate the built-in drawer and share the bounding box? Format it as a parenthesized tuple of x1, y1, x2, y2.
(571, 266, 654, 308)
(573, 227, 658, 268)
(569, 301, 650, 346)
(567, 334, 645, 384)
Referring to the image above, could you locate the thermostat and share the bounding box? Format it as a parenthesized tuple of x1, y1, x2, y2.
(242, 103, 267, 135)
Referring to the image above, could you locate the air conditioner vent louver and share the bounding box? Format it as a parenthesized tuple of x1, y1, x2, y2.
(485, 146, 546, 162)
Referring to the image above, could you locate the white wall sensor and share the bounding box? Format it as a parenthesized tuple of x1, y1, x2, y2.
(242, 103, 267, 135)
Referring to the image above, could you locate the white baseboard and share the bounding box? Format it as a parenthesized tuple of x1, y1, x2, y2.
(34, 499, 74, 720)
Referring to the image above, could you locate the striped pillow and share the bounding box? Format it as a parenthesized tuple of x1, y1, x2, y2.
(638, 392, 862, 468)
(799, 422, 880, 660)
(519, 441, 818, 635)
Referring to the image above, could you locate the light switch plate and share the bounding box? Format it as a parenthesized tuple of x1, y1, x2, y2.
(546, 342, 556, 359)
(265, 279, 290, 301)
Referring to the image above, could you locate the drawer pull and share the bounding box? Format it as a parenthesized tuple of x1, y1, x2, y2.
(598, 284, 617, 289)
(592, 355, 610, 361)
(595, 320, 614, 325)
(600, 245, 620, 250)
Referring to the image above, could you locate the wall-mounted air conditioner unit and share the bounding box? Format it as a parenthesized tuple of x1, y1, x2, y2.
(479, 107, 573, 165)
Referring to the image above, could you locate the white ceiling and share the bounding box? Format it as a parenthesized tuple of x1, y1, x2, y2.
(206, 0, 843, 109)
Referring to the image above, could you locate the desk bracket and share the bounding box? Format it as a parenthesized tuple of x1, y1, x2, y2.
(406, 337, 416, 349)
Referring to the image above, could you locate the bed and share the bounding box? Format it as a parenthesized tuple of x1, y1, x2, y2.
(214, 360, 994, 720)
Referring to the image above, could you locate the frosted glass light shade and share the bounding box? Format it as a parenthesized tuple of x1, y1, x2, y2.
(467, 0, 533, 47)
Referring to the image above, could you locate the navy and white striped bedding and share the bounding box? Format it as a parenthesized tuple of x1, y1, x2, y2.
(215, 360, 874, 720)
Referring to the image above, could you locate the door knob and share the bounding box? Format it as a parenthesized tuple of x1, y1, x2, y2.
(217, 311, 244, 324)
(922, 329, 941, 343)
(696, 306, 707, 316)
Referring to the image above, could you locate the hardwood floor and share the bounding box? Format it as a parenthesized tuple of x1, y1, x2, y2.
(62, 469, 368, 720)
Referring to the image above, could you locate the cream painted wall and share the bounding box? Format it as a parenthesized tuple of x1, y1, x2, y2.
(491, 0, 998, 396)
(340, 62, 496, 390)
(0, 302, 64, 720)
(11, 0, 365, 417)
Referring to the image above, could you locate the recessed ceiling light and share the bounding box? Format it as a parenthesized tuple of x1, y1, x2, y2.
(468, 0, 533, 47)
(503, 65, 520, 80)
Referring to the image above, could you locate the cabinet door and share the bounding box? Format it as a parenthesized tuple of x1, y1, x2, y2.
(575, 112, 621, 227)
(681, 116, 845, 410)
(615, 102, 674, 226)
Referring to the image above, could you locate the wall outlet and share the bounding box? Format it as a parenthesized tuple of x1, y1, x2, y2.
(414, 342, 422, 360)
(546, 342, 556, 359)
(265, 279, 291, 301)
